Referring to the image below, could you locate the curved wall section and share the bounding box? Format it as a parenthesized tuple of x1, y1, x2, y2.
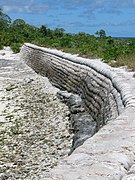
(21, 43, 124, 127)
(20, 43, 135, 179)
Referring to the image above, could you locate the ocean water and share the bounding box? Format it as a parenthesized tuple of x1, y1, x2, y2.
(113, 37, 135, 39)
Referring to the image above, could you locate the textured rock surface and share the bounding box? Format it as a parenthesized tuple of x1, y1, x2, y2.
(0, 48, 73, 179)
(20, 43, 135, 179)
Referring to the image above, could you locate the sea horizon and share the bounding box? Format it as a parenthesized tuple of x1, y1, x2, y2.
(112, 37, 135, 39)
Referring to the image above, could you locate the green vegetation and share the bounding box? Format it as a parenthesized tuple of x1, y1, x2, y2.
(1, 9, 135, 69)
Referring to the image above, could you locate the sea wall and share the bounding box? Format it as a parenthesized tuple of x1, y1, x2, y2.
(20, 43, 135, 179)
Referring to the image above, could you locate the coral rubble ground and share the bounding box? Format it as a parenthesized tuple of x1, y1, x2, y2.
(0, 47, 73, 180)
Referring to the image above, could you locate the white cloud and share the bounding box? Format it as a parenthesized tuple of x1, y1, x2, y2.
(1, 0, 135, 15)
(26, 4, 48, 14)
(3, 5, 24, 13)
(99, 8, 122, 15)
(1, 0, 48, 14)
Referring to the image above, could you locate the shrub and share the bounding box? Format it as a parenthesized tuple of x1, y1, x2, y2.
(10, 43, 21, 53)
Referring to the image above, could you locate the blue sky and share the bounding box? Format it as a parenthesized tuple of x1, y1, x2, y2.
(1, 0, 135, 37)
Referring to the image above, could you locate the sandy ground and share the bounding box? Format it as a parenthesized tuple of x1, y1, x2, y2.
(0, 47, 73, 180)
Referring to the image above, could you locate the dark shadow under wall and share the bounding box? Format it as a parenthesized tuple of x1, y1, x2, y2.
(57, 91, 97, 155)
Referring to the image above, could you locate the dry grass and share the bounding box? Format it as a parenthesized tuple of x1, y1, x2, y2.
(110, 55, 135, 71)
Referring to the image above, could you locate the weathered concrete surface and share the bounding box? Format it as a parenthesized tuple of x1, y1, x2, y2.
(42, 106, 135, 180)
(20, 43, 135, 179)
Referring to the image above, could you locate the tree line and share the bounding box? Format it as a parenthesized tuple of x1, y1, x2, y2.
(1, 9, 135, 69)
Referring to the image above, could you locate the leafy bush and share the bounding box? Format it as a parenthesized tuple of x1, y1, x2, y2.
(10, 43, 21, 53)
(0, 9, 135, 69)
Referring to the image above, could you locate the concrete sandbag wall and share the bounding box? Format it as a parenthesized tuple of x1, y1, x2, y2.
(20, 43, 125, 129)
(20, 43, 135, 179)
